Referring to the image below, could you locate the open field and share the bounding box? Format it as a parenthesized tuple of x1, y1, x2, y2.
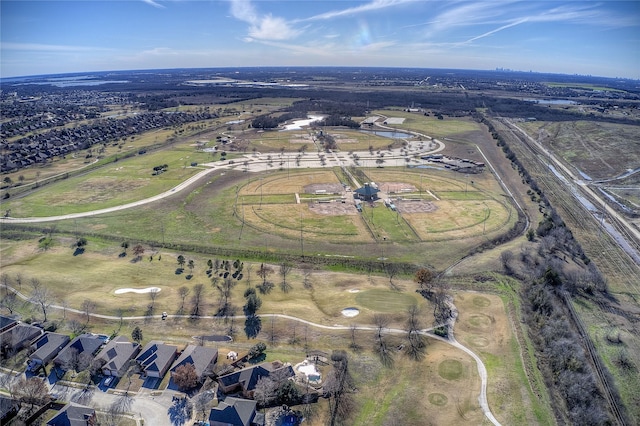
(247, 128, 407, 153)
(372, 109, 480, 137)
(2, 146, 211, 217)
(0, 233, 545, 425)
(519, 120, 640, 180)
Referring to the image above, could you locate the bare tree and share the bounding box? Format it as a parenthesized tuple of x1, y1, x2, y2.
(373, 314, 393, 367)
(10, 376, 49, 414)
(178, 286, 190, 312)
(405, 305, 427, 360)
(254, 376, 278, 407)
(500, 250, 515, 275)
(257, 263, 273, 285)
(82, 299, 95, 323)
(1, 291, 18, 314)
(62, 348, 93, 374)
(214, 278, 236, 318)
(384, 262, 400, 289)
(15, 273, 23, 290)
(302, 265, 313, 289)
(1, 273, 11, 293)
(30, 279, 52, 322)
(193, 390, 214, 421)
(349, 324, 361, 351)
(172, 363, 198, 391)
(325, 350, 355, 426)
(149, 288, 159, 309)
(279, 262, 292, 293)
(191, 283, 205, 317)
(432, 280, 453, 335)
(68, 319, 88, 335)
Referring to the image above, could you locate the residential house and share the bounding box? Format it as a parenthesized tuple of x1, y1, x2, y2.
(53, 334, 103, 370)
(28, 332, 70, 371)
(170, 345, 217, 383)
(217, 361, 294, 399)
(47, 402, 97, 426)
(208, 397, 263, 426)
(0, 395, 20, 424)
(93, 336, 141, 377)
(0, 323, 43, 359)
(0, 315, 17, 333)
(136, 341, 178, 378)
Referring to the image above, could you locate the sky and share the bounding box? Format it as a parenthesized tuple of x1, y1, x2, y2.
(1, 0, 639, 79)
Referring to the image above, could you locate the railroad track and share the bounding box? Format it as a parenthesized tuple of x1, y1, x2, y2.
(490, 116, 632, 425)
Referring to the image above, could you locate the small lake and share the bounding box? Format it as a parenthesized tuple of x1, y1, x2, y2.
(282, 115, 324, 131)
(359, 129, 414, 139)
(523, 99, 578, 105)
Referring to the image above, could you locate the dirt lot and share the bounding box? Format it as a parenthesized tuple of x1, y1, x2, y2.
(381, 181, 417, 193)
(303, 183, 345, 194)
(308, 201, 358, 215)
(395, 199, 438, 213)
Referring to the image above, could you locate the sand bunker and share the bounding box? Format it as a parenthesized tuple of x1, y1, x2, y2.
(341, 307, 360, 317)
(114, 287, 161, 295)
(348, 289, 360, 293)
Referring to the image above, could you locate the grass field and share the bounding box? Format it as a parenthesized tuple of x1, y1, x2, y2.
(372, 109, 480, 137)
(0, 234, 544, 425)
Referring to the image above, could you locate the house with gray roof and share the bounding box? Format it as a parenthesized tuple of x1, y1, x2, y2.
(217, 361, 294, 398)
(93, 336, 140, 377)
(209, 397, 262, 426)
(53, 334, 103, 370)
(0, 315, 17, 334)
(0, 323, 43, 359)
(136, 341, 178, 378)
(170, 345, 217, 383)
(0, 395, 20, 424)
(28, 332, 70, 370)
(47, 402, 97, 426)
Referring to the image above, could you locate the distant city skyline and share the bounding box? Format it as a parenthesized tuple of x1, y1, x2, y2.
(1, 1, 638, 79)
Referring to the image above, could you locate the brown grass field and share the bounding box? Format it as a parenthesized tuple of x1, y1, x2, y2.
(0, 234, 545, 424)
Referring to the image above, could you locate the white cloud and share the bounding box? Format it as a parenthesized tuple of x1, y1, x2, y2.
(230, 0, 300, 40)
(141, 0, 165, 9)
(1, 42, 111, 52)
(299, 0, 416, 22)
(248, 14, 300, 40)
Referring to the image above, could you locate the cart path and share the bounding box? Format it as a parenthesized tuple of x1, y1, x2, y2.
(3, 284, 501, 425)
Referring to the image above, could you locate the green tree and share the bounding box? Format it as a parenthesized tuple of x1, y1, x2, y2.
(276, 380, 301, 405)
(131, 326, 143, 343)
(248, 342, 267, 360)
(177, 254, 186, 269)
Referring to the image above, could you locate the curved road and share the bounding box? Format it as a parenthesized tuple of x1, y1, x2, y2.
(4, 284, 501, 426)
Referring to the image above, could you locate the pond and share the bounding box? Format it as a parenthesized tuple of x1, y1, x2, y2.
(282, 115, 324, 130)
(523, 98, 578, 105)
